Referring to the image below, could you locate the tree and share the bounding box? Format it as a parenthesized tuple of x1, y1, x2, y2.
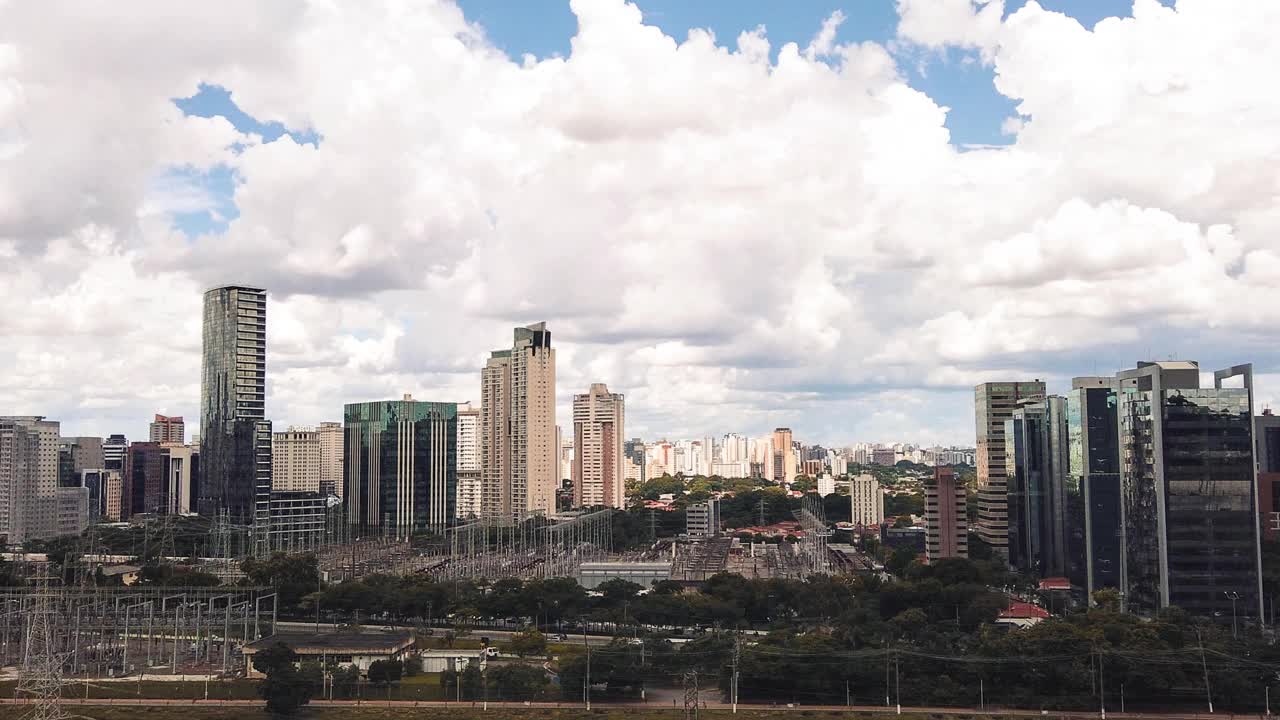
(253, 642, 314, 715)
(509, 627, 547, 658)
(366, 659, 403, 686)
(489, 664, 548, 700)
(241, 552, 320, 613)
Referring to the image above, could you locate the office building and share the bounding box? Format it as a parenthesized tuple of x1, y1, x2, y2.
(624, 438, 646, 484)
(772, 428, 796, 484)
(480, 322, 557, 521)
(56, 486, 89, 537)
(0, 416, 61, 543)
(149, 414, 186, 443)
(1067, 376, 1123, 596)
(58, 436, 103, 487)
(871, 447, 897, 466)
(1004, 396, 1069, 578)
(318, 421, 343, 498)
(975, 380, 1047, 555)
(123, 442, 198, 517)
(926, 466, 968, 562)
(456, 404, 482, 519)
(850, 474, 884, 527)
(78, 468, 119, 520)
(687, 498, 720, 538)
(572, 383, 625, 509)
(265, 492, 332, 552)
(199, 285, 272, 540)
(1257, 411, 1280, 541)
(345, 395, 457, 537)
(1115, 362, 1262, 620)
(103, 434, 127, 471)
(272, 428, 321, 493)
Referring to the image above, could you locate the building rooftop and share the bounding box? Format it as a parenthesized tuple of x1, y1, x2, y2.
(244, 629, 413, 654)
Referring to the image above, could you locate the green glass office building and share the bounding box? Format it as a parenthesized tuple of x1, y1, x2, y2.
(344, 396, 457, 537)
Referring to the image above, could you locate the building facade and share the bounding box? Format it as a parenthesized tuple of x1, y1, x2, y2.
(150, 415, 186, 443)
(1067, 376, 1123, 596)
(455, 405, 482, 519)
(687, 498, 720, 537)
(199, 285, 272, 540)
(480, 323, 557, 521)
(272, 428, 321, 494)
(1004, 396, 1069, 578)
(772, 428, 796, 484)
(123, 442, 198, 517)
(317, 421, 344, 498)
(850, 474, 884, 527)
(926, 466, 968, 562)
(975, 380, 1047, 556)
(572, 383, 625, 509)
(103, 434, 127, 471)
(0, 416, 61, 543)
(1116, 362, 1262, 620)
(345, 395, 457, 537)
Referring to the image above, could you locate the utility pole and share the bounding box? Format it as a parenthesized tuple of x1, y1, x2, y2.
(1098, 645, 1106, 720)
(1195, 627, 1214, 714)
(731, 634, 741, 714)
(584, 635, 591, 710)
(894, 649, 901, 715)
(683, 671, 699, 720)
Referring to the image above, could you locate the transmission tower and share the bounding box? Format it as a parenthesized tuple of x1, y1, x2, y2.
(683, 671, 700, 720)
(16, 564, 68, 720)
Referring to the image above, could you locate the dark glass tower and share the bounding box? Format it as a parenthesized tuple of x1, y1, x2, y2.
(1066, 378, 1123, 597)
(1117, 362, 1261, 620)
(1005, 396, 1068, 578)
(199, 285, 272, 543)
(344, 396, 457, 538)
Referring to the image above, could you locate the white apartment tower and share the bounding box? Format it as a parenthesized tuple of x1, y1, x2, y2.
(456, 404, 482, 519)
(572, 383, 625, 508)
(317, 421, 343, 497)
(850, 473, 884, 528)
(0, 416, 61, 543)
(481, 322, 557, 520)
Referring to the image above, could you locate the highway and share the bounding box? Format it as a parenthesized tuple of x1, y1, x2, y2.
(0, 696, 1262, 718)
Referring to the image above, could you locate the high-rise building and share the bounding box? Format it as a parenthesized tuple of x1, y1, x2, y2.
(317, 421, 343, 497)
(817, 473, 836, 497)
(1066, 376, 1122, 596)
(480, 323, 556, 521)
(150, 414, 186, 443)
(687, 498, 720, 538)
(1256, 411, 1280, 541)
(0, 416, 61, 543)
(1004, 396, 1069, 578)
(123, 442, 198, 517)
(850, 474, 884, 527)
(771, 428, 796, 484)
(58, 437, 103, 479)
(199, 285, 272, 540)
(272, 428, 321, 493)
(344, 395, 457, 537)
(456, 404, 482, 519)
(572, 383, 625, 509)
(975, 380, 1047, 555)
(103, 434, 128, 471)
(624, 438, 646, 484)
(1115, 361, 1262, 620)
(926, 466, 968, 562)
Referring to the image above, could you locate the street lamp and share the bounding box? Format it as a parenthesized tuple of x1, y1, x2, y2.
(1224, 591, 1240, 640)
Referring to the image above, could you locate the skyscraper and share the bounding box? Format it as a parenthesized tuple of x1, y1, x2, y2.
(0, 416, 61, 543)
(103, 434, 128, 471)
(199, 285, 272, 540)
(317, 421, 343, 497)
(926, 466, 968, 562)
(481, 322, 557, 521)
(456, 404, 482, 519)
(344, 395, 457, 536)
(1066, 376, 1122, 596)
(1115, 361, 1262, 620)
(123, 441, 197, 517)
(771, 427, 796, 484)
(1004, 396, 1069, 577)
(149, 414, 186, 443)
(850, 474, 884, 527)
(572, 383, 625, 508)
(975, 380, 1047, 556)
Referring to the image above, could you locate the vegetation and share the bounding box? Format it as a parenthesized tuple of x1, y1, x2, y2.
(252, 641, 315, 715)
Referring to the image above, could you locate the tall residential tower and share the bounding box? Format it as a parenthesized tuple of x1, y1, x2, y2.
(572, 383, 625, 508)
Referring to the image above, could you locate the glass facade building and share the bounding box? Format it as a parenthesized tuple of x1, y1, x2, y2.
(1116, 362, 1262, 620)
(199, 286, 272, 543)
(1066, 380, 1123, 596)
(1005, 397, 1069, 578)
(344, 397, 458, 538)
(975, 381, 1047, 555)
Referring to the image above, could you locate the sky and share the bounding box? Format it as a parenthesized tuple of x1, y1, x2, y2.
(2, 0, 1278, 448)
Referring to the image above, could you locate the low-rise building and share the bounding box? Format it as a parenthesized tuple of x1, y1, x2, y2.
(243, 630, 415, 678)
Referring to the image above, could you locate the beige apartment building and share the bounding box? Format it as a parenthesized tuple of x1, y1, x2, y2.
(572, 383, 625, 509)
(318, 421, 343, 497)
(272, 427, 321, 493)
(481, 322, 557, 521)
(456, 404, 482, 519)
(771, 427, 796, 484)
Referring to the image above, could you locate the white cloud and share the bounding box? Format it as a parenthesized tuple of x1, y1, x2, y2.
(2, 0, 1280, 446)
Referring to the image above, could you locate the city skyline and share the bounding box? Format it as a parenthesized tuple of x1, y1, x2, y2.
(5, 0, 1280, 449)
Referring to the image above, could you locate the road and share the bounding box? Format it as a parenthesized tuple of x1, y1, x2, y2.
(0, 696, 1261, 718)
(275, 620, 622, 646)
